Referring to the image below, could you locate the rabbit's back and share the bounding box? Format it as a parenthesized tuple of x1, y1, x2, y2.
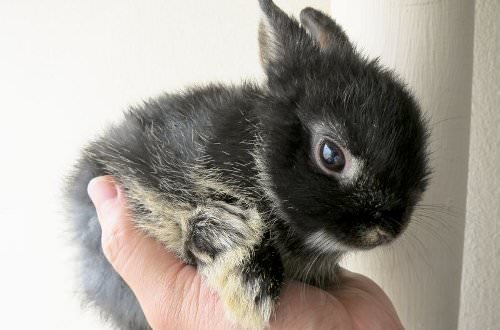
(65, 83, 263, 329)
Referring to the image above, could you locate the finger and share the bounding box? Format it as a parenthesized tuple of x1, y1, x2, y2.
(87, 176, 183, 278)
(87, 176, 230, 329)
(330, 269, 403, 329)
(334, 268, 390, 302)
(334, 268, 400, 317)
(272, 281, 352, 329)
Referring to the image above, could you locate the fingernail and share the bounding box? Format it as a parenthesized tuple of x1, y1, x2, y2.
(88, 176, 118, 207)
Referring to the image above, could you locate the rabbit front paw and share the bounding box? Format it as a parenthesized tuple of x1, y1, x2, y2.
(185, 202, 283, 329)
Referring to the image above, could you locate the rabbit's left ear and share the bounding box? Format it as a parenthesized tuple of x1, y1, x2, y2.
(300, 7, 354, 54)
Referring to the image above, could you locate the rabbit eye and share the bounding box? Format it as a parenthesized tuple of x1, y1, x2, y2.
(319, 140, 345, 172)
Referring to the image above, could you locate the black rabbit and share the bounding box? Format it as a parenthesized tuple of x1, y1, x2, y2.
(65, 0, 430, 329)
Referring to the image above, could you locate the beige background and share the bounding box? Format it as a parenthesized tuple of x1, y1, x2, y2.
(0, 0, 497, 329)
(459, 1, 500, 329)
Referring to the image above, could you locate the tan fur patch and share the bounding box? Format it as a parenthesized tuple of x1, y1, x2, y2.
(200, 207, 270, 329)
(119, 177, 192, 258)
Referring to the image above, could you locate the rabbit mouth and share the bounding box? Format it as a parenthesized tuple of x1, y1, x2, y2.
(357, 227, 394, 248)
(342, 226, 397, 250)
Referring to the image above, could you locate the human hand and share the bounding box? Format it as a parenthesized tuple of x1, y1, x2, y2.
(88, 176, 403, 329)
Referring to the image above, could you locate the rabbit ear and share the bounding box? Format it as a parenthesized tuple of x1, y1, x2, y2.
(299, 7, 354, 53)
(258, 0, 312, 72)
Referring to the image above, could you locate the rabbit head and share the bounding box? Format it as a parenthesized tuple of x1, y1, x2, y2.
(256, 0, 430, 251)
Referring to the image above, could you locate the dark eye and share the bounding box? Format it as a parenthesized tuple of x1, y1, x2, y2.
(320, 140, 345, 172)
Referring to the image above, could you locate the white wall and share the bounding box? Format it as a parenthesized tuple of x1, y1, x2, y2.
(0, 0, 262, 329)
(459, 1, 500, 329)
(0, 1, 328, 329)
(330, 1, 475, 329)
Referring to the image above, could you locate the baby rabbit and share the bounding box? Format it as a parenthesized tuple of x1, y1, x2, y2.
(65, 0, 430, 329)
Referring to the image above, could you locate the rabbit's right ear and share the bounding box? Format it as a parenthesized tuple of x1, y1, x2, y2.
(258, 0, 313, 77)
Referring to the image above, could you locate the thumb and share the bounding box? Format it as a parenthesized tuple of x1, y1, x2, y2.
(87, 176, 230, 329)
(87, 176, 182, 279)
